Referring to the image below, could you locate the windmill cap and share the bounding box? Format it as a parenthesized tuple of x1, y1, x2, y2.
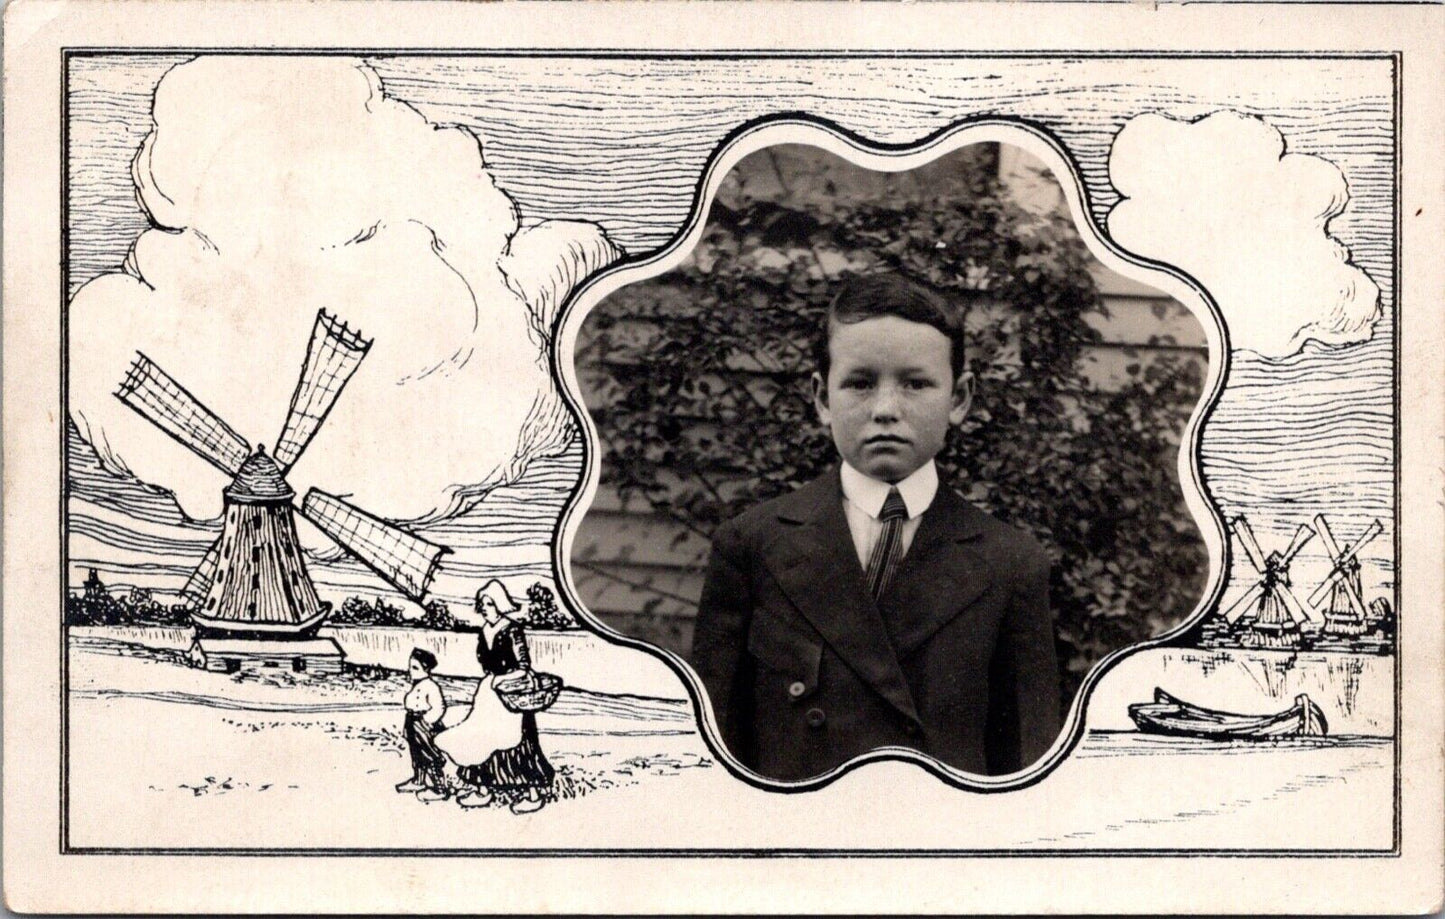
(225, 448, 295, 504)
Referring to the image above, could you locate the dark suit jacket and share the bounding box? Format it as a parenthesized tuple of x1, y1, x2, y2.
(691, 467, 1060, 780)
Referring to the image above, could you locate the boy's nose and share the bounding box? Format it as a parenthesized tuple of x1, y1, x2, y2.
(871, 387, 902, 420)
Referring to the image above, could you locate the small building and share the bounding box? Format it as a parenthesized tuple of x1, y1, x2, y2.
(188, 637, 344, 676)
(82, 568, 108, 602)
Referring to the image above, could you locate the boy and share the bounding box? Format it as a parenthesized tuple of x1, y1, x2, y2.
(397, 648, 448, 795)
(691, 272, 1060, 781)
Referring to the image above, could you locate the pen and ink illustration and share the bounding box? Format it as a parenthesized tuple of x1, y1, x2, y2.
(63, 53, 1395, 851)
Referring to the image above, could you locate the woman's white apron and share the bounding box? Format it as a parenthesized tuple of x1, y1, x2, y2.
(435, 674, 523, 765)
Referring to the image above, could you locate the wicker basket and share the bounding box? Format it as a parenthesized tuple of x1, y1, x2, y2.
(495, 671, 562, 713)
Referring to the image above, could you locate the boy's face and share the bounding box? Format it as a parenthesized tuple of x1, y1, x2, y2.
(408, 658, 426, 681)
(813, 315, 972, 484)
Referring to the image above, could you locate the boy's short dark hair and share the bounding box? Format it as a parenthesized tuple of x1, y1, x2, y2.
(813, 272, 968, 382)
(410, 648, 438, 672)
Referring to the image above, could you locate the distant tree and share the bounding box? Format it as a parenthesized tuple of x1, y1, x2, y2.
(65, 570, 127, 625)
(372, 596, 405, 626)
(331, 596, 371, 625)
(124, 588, 190, 626)
(523, 582, 576, 630)
(329, 595, 408, 627)
(116, 586, 189, 625)
(421, 598, 457, 631)
(65, 590, 122, 626)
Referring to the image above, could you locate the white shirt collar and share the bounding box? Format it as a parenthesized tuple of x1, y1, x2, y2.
(839, 460, 938, 521)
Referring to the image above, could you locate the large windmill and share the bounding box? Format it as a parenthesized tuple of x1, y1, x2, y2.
(115, 310, 450, 671)
(1309, 515, 1384, 637)
(1221, 516, 1319, 649)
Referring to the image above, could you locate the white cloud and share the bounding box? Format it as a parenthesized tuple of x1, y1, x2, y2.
(1108, 111, 1380, 358)
(70, 57, 619, 524)
(502, 219, 623, 363)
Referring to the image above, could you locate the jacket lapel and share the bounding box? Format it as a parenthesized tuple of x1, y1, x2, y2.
(886, 487, 992, 657)
(758, 468, 921, 726)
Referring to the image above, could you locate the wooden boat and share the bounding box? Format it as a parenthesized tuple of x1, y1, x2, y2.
(1128, 688, 1328, 739)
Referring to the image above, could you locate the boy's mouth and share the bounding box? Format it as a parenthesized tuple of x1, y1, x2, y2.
(865, 434, 909, 447)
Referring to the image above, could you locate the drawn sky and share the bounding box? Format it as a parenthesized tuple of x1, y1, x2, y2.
(65, 54, 1396, 608)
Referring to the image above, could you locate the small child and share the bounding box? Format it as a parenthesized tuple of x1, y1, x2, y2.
(396, 648, 448, 794)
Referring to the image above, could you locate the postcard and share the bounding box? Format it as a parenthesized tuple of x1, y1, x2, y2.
(4, 1, 1442, 913)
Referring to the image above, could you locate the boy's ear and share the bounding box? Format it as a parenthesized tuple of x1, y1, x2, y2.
(949, 371, 975, 426)
(811, 371, 832, 426)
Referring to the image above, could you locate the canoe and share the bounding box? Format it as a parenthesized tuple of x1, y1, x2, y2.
(1128, 688, 1329, 739)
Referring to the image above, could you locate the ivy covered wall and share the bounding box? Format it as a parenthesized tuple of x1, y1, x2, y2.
(573, 143, 1207, 705)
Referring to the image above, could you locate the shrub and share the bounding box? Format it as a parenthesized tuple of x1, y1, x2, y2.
(329, 595, 408, 627)
(523, 582, 577, 630)
(65, 573, 190, 626)
(421, 598, 457, 631)
(65, 589, 124, 626)
(118, 587, 190, 626)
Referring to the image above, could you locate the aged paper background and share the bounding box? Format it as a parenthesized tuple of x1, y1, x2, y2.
(5, 1, 1443, 913)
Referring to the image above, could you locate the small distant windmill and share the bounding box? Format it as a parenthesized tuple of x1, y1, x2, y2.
(115, 310, 451, 673)
(1222, 516, 1319, 649)
(1308, 515, 1384, 637)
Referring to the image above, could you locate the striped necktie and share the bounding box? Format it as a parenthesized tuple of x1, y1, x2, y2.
(866, 487, 909, 601)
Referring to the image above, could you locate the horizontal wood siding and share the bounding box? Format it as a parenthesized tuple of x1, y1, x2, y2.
(571, 146, 1207, 659)
(575, 291, 1205, 658)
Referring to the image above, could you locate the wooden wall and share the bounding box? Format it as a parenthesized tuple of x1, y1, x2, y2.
(572, 144, 1207, 659)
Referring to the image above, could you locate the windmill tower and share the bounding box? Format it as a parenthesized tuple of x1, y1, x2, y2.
(1309, 515, 1384, 637)
(115, 310, 451, 673)
(1222, 517, 1319, 649)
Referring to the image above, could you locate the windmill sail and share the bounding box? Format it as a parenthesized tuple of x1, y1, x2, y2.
(1313, 514, 1345, 566)
(1230, 517, 1268, 571)
(181, 537, 224, 604)
(1308, 518, 1384, 606)
(1222, 581, 1265, 624)
(272, 311, 373, 472)
(1279, 577, 1320, 623)
(300, 488, 449, 602)
(1279, 523, 1315, 565)
(115, 354, 251, 476)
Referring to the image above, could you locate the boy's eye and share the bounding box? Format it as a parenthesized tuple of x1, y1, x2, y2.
(904, 378, 933, 390)
(842, 377, 873, 390)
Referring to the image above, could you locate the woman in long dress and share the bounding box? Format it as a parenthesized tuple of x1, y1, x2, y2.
(433, 580, 555, 813)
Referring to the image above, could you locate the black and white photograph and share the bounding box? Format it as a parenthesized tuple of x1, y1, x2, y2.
(576, 142, 1208, 780)
(2, 2, 1440, 913)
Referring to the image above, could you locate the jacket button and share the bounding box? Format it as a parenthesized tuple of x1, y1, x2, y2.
(805, 708, 826, 728)
(903, 722, 920, 737)
(788, 680, 807, 699)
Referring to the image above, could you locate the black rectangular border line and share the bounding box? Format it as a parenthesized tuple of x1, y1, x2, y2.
(58, 46, 1404, 859)
(60, 52, 71, 856)
(60, 48, 1400, 59)
(1391, 47, 1403, 857)
(54, 846, 1405, 858)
